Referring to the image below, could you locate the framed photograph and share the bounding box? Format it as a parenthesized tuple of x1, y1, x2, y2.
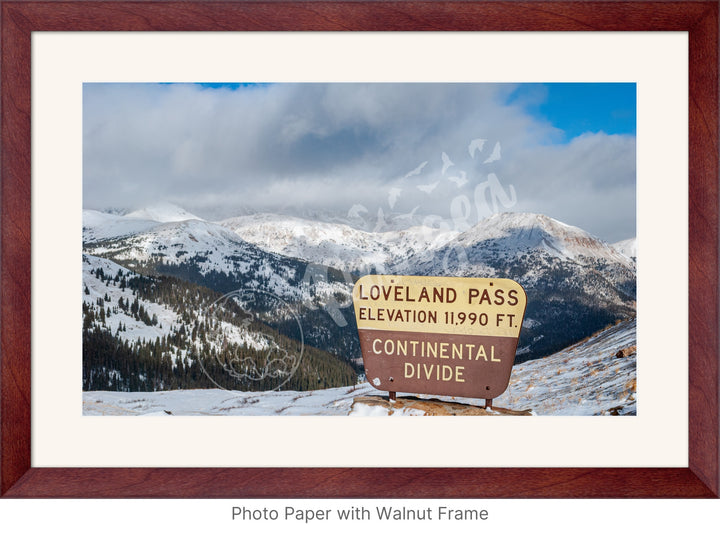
(1, 1, 717, 498)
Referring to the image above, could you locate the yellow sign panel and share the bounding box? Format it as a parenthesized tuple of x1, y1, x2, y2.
(353, 274, 526, 337)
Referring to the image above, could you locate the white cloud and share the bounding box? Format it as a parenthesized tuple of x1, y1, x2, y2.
(83, 83, 635, 241)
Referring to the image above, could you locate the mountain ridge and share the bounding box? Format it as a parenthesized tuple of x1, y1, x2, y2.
(83, 206, 636, 364)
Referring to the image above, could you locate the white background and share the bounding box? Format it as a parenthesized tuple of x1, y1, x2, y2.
(4, 30, 714, 530)
(2, 499, 718, 533)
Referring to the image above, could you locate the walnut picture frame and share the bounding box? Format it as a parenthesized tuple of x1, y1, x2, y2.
(1, 0, 717, 498)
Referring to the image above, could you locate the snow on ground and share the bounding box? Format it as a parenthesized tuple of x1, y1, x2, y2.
(495, 317, 636, 415)
(83, 383, 378, 416)
(83, 317, 636, 416)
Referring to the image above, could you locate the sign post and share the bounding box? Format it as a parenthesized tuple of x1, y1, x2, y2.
(353, 275, 527, 407)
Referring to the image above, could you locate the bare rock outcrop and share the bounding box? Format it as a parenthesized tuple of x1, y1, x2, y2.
(350, 395, 532, 416)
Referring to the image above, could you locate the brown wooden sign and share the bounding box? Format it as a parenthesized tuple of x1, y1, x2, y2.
(353, 275, 527, 401)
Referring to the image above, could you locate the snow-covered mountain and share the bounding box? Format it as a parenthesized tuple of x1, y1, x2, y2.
(83, 209, 161, 243)
(83, 211, 364, 376)
(406, 212, 634, 276)
(408, 212, 636, 298)
(218, 212, 635, 309)
(219, 213, 458, 272)
(83, 206, 636, 366)
(87, 217, 298, 289)
(83, 202, 205, 243)
(84, 203, 206, 243)
(452, 213, 633, 267)
(125, 202, 204, 223)
(393, 213, 636, 360)
(613, 237, 637, 261)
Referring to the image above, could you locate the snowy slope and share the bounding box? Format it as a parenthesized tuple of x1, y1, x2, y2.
(86, 218, 302, 294)
(494, 317, 636, 415)
(83, 254, 180, 343)
(400, 213, 636, 360)
(83, 317, 636, 416)
(613, 237, 637, 261)
(83, 250, 358, 393)
(83, 209, 161, 243)
(453, 213, 634, 268)
(84, 203, 204, 243)
(86, 208, 630, 283)
(84, 213, 354, 306)
(126, 202, 204, 223)
(220, 213, 458, 272)
(83, 210, 366, 365)
(84, 254, 281, 358)
(90, 218, 256, 267)
(406, 212, 635, 281)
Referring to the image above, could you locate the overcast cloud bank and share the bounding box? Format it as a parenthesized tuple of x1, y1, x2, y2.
(83, 83, 636, 242)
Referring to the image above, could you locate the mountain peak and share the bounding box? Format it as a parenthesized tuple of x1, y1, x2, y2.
(613, 237, 637, 260)
(460, 212, 590, 244)
(125, 202, 203, 223)
(450, 211, 634, 270)
(483, 212, 580, 233)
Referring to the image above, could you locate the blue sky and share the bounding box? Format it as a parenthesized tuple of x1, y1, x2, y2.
(162, 82, 638, 139)
(83, 83, 636, 241)
(509, 83, 636, 141)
